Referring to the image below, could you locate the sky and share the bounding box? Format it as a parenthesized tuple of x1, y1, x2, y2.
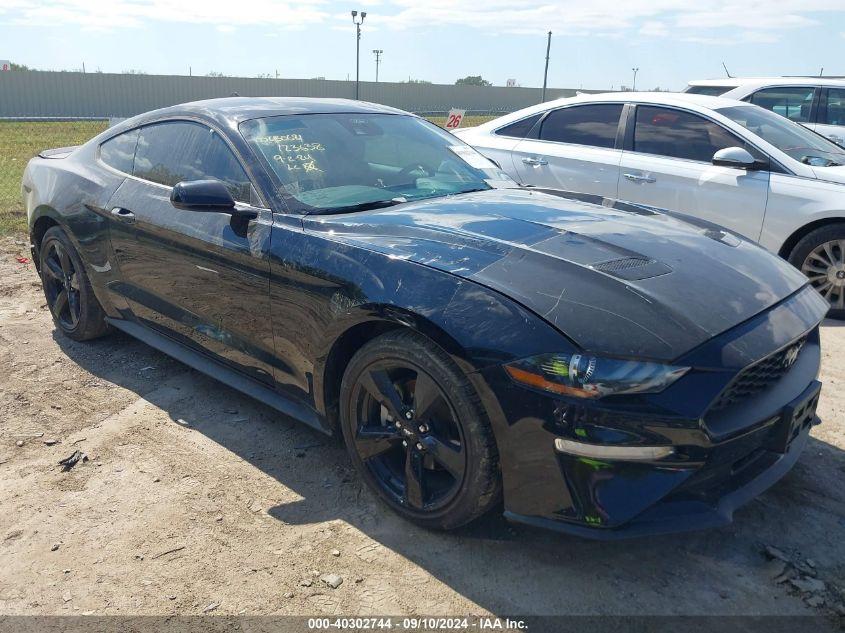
(1, 0, 845, 91)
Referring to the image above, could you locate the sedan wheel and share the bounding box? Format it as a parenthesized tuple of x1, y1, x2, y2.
(339, 330, 501, 529)
(801, 239, 845, 312)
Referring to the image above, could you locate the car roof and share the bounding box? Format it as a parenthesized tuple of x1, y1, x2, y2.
(107, 97, 411, 136)
(687, 76, 845, 88)
(461, 91, 755, 134)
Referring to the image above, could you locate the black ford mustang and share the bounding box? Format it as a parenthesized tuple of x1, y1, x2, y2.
(22, 98, 828, 538)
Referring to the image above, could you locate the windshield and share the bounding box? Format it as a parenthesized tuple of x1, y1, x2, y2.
(717, 104, 845, 166)
(240, 113, 515, 213)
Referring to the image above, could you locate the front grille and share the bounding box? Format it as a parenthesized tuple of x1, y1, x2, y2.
(710, 337, 807, 412)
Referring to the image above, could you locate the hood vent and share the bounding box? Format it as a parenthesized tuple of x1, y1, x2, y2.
(590, 256, 672, 281)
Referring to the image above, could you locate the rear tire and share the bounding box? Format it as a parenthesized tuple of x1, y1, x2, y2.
(339, 329, 501, 530)
(39, 226, 111, 341)
(788, 223, 845, 320)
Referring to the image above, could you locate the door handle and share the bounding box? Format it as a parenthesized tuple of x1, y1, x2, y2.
(623, 173, 656, 183)
(110, 207, 136, 223)
(522, 156, 548, 166)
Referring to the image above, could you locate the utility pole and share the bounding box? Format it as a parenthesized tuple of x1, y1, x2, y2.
(631, 67, 639, 91)
(373, 49, 383, 82)
(351, 10, 367, 100)
(541, 31, 552, 102)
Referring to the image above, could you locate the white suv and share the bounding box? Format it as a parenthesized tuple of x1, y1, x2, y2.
(684, 77, 845, 144)
(454, 93, 845, 316)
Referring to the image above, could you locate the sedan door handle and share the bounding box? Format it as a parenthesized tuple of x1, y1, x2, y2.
(522, 156, 548, 166)
(110, 207, 136, 223)
(623, 173, 656, 184)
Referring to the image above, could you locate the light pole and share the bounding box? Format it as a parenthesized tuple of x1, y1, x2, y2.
(373, 49, 383, 82)
(541, 31, 552, 103)
(631, 67, 639, 92)
(351, 10, 367, 99)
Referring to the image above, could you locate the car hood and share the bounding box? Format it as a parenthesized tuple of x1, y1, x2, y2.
(302, 188, 810, 361)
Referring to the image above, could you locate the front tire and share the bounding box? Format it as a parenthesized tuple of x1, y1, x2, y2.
(339, 330, 501, 530)
(788, 223, 845, 319)
(39, 226, 111, 341)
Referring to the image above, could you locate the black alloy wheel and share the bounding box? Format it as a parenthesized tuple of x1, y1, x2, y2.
(41, 238, 81, 330)
(339, 330, 501, 530)
(38, 226, 111, 341)
(351, 360, 466, 512)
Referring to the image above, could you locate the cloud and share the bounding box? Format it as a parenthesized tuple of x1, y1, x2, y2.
(4, 0, 331, 30)
(3, 0, 843, 43)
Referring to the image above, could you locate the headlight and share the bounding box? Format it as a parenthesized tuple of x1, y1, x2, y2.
(504, 353, 689, 399)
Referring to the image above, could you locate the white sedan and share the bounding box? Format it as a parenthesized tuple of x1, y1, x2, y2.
(685, 76, 845, 144)
(454, 92, 845, 316)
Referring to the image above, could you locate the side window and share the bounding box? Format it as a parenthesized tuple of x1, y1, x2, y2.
(537, 104, 623, 148)
(633, 106, 744, 162)
(824, 89, 845, 126)
(495, 113, 542, 138)
(749, 87, 815, 123)
(99, 129, 138, 174)
(134, 121, 252, 202)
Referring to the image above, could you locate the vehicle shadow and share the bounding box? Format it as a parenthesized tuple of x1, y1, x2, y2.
(53, 329, 845, 618)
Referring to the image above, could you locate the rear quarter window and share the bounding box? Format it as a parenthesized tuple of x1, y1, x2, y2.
(494, 113, 542, 138)
(99, 129, 139, 174)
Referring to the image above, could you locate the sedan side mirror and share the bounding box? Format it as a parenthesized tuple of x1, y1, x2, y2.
(170, 180, 236, 211)
(712, 147, 765, 170)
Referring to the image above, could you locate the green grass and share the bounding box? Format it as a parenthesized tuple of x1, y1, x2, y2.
(426, 114, 498, 129)
(0, 120, 108, 236)
(0, 116, 497, 238)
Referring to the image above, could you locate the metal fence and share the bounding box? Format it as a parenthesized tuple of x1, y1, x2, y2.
(0, 71, 602, 119)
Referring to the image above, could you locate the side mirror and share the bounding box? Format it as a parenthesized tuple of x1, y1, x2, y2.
(170, 180, 236, 211)
(712, 147, 765, 170)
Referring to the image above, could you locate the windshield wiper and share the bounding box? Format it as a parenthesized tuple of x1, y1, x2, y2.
(306, 196, 408, 216)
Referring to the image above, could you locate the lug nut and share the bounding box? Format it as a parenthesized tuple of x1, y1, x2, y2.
(395, 421, 401, 428)
(415, 442, 423, 451)
(405, 411, 413, 420)
(418, 424, 428, 433)
(401, 440, 408, 447)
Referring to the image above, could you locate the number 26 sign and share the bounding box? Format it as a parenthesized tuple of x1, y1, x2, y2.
(445, 108, 466, 130)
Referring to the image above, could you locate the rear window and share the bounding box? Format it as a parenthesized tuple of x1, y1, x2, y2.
(99, 130, 138, 174)
(684, 85, 733, 96)
(495, 114, 542, 139)
(536, 104, 623, 148)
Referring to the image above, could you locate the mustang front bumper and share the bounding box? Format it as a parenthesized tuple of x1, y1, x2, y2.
(471, 286, 828, 539)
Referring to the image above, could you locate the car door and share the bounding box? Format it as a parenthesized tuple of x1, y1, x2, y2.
(745, 85, 820, 133)
(106, 120, 278, 386)
(814, 88, 845, 145)
(617, 105, 770, 241)
(511, 103, 624, 198)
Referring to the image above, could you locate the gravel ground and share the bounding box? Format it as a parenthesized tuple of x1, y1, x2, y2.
(0, 235, 843, 623)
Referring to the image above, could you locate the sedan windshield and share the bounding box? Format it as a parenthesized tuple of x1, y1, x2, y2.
(240, 113, 515, 213)
(717, 105, 845, 166)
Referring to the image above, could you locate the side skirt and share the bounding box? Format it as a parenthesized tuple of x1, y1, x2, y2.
(107, 318, 330, 435)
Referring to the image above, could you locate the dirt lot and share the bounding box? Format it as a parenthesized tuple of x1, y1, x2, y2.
(0, 234, 844, 622)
